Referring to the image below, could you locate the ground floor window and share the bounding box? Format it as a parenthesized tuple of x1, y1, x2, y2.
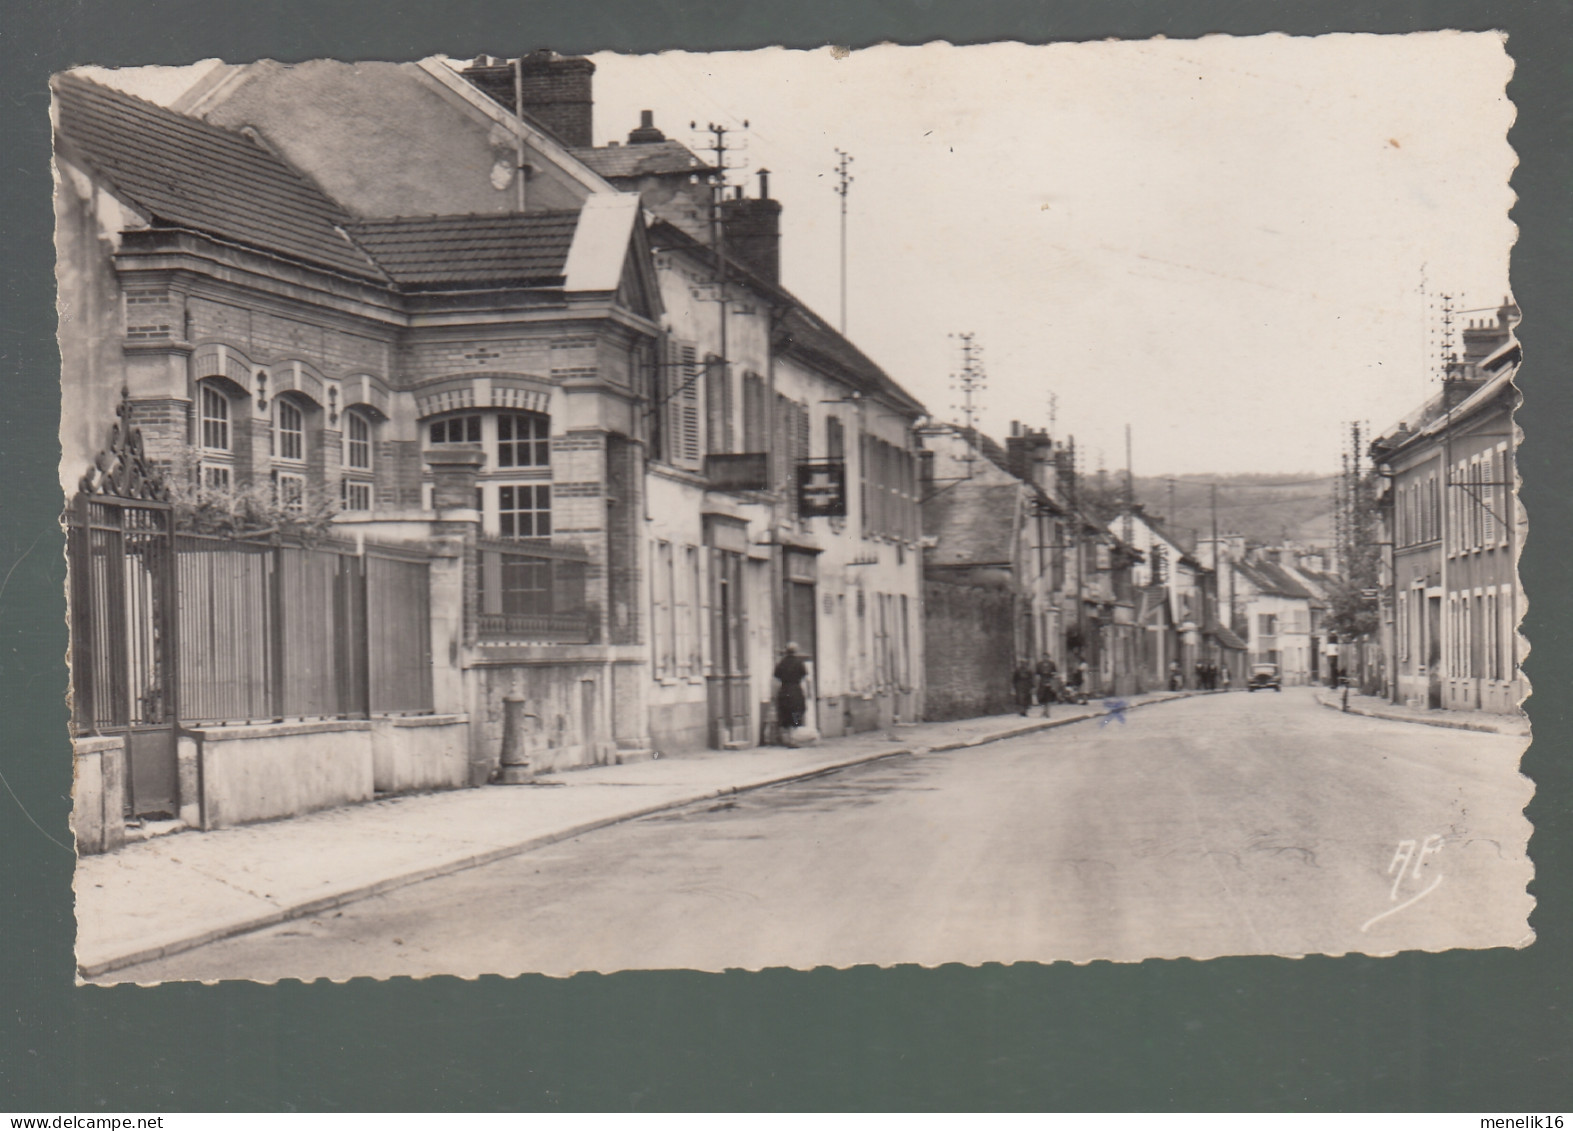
(1498, 589, 1509, 681)
(274, 470, 305, 513)
(652, 540, 676, 678)
(1397, 591, 1409, 664)
(500, 555, 551, 615)
(341, 479, 372, 512)
(476, 542, 589, 643)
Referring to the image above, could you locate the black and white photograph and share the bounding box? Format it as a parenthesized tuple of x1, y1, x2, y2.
(56, 33, 1529, 984)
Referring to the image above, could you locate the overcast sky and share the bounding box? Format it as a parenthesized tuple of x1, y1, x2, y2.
(85, 33, 1515, 477)
(586, 34, 1515, 476)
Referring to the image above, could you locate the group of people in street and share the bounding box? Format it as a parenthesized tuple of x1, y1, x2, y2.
(773, 639, 1236, 745)
(1169, 659, 1229, 691)
(1193, 661, 1229, 691)
(1011, 655, 1090, 718)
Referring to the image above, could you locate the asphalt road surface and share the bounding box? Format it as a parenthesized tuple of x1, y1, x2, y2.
(119, 688, 1533, 982)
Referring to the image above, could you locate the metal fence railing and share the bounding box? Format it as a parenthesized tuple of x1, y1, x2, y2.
(172, 534, 433, 724)
(368, 553, 433, 712)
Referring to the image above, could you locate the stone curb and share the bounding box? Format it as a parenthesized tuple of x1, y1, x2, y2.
(80, 690, 1212, 980)
(1313, 691, 1527, 737)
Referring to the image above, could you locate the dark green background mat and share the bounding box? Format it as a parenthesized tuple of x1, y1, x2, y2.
(3, 0, 1568, 1111)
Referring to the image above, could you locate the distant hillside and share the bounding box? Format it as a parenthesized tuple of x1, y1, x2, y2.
(1083, 472, 1337, 552)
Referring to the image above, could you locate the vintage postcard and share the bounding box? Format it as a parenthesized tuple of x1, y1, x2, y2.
(57, 33, 1528, 983)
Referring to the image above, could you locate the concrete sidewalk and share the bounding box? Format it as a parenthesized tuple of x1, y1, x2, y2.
(75, 689, 1208, 978)
(1313, 688, 1529, 737)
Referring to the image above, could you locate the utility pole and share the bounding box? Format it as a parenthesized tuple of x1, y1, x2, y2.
(693, 120, 750, 454)
(1047, 391, 1058, 435)
(949, 333, 985, 481)
(1123, 423, 1134, 548)
(1166, 476, 1176, 524)
(1211, 481, 1231, 635)
(1338, 447, 1350, 574)
(1210, 483, 1219, 557)
(834, 148, 854, 335)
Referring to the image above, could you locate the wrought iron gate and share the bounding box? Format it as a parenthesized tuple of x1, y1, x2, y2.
(67, 397, 180, 819)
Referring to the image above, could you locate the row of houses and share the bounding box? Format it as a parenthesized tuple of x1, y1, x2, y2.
(1366, 299, 1524, 715)
(914, 418, 1357, 718)
(56, 52, 1375, 854)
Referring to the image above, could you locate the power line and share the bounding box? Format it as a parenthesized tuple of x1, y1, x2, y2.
(833, 148, 854, 334)
(948, 332, 985, 481)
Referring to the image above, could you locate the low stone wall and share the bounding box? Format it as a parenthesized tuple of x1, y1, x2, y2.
(469, 657, 615, 778)
(72, 736, 126, 855)
(649, 698, 708, 756)
(194, 720, 374, 829)
(371, 714, 470, 793)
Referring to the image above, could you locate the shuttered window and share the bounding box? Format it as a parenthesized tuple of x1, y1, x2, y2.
(742, 372, 768, 454)
(669, 341, 702, 469)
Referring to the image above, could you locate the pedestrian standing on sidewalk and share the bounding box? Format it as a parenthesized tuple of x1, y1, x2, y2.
(774, 642, 809, 736)
(1035, 654, 1058, 717)
(1012, 659, 1037, 716)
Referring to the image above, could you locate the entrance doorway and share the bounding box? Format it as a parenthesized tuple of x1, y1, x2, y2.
(706, 546, 750, 747)
(1427, 595, 1443, 708)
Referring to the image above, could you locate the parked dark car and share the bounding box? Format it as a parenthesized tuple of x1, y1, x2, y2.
(1247, 663, 1282, 692)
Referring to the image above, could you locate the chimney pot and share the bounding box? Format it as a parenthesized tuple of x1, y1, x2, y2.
(627, 109, 667, 145)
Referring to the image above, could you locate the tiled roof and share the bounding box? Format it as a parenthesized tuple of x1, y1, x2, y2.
(1139, 509, 1199, 560)
(777, 304, 927, 416)
(346, 212, 579, 289)
(1235, 559, 1314, 600)
(53, 72, 384, 281)
(647, 218, 926, 417)
(924, 481, 1021, 567)
(1204, 619, 1250, 651)
(571, 141, 713, 180)
(953, 425, 1012, 475)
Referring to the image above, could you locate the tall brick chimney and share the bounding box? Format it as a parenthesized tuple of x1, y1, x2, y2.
(460, 51, 595, 148)
(1005, 425, 1053, 490)
(720, 169, 782, 285)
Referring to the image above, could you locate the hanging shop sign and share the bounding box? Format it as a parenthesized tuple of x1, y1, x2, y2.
(795, 459, 847, 518)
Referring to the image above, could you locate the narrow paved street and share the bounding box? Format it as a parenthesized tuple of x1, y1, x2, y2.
(117, 690, 1532, 982)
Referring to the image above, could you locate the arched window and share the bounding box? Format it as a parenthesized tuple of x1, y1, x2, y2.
(341, 409, 375, 512)
(200, 383, 231, 452)
(343, 410, 372, 470)
(196, 381, 236, 489)
(274, 398, 305, 462)
(429, 415, 481, 445)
